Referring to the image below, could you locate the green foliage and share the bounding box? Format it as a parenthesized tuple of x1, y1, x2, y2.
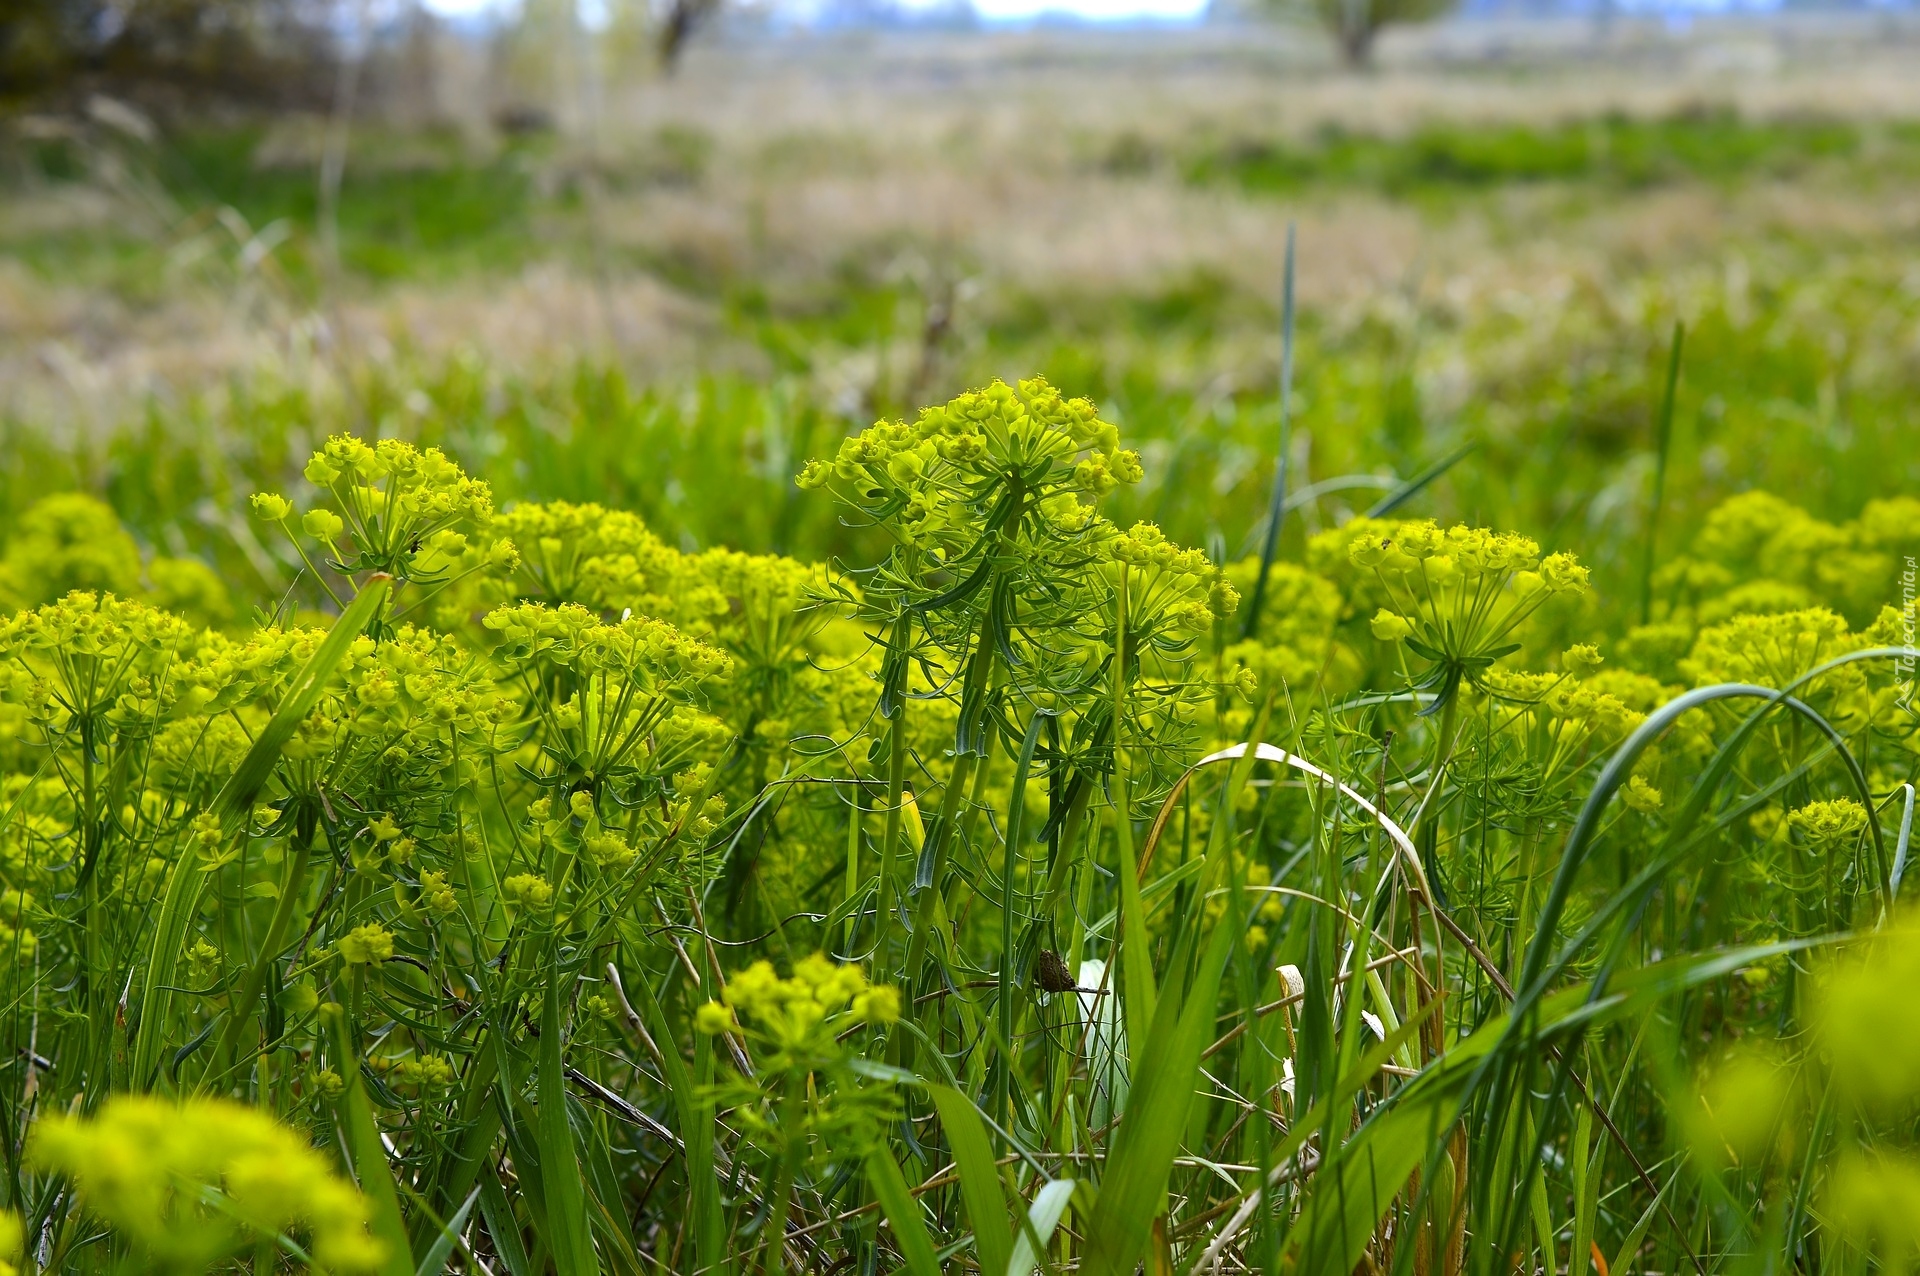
(1188, 110, 1876, 194)
(1, 360, 1918, 1276)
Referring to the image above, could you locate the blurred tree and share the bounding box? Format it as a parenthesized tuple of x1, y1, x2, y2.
(1296, 0, 1455, 67)
(1, 0, 331, 103)
(655, 0, 719, 71)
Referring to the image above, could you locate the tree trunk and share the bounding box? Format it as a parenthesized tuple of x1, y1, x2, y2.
(1339, 18, 1376, 68)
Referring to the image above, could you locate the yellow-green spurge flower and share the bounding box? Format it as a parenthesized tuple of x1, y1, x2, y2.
(30, 1096, 383, 1272)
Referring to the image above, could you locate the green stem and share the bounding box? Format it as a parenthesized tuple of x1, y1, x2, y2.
(1639, 321, 1685, 626)
(1244, 221, 1298, 641)
(761, 1079, 803, 1276)
(205, 829, 316, 1091)
(876, 681, 908, 953)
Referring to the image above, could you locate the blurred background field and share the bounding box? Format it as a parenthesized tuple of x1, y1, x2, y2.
(7, 9, 1920, 625)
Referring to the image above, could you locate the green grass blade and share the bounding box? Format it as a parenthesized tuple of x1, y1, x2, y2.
(1610, 1166, 1678, 1276)
(1639, 320, 1685, 624)
(1079, 891, 1238, 1276)
(1363, 439, 1478, 518)
(1243, 219, 1297, 640)
(538, 975, 600, 1276)
(1008, 1179, 1074, 1276)
(627, 968, 727, 1276)
(215, 574, 393, 822)
(1570, 1100, 1597, 1276)
(929, 1084, 1014, 1276)
(865, 1143, 943, 1276)
(479, 1173, 534, 1276)
(1111, 564, 1156, 1052)
(330, 1008, 417, 1276)
(414, 1187, 482, 1276)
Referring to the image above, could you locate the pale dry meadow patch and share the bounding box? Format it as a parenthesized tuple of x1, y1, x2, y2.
(7, 19, 1920, 430)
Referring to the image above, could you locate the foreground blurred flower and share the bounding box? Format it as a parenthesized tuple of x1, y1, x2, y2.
(30, 1096, 383, 1273)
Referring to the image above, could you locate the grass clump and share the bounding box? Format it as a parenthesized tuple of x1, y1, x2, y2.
(0, 374, 1913, 1274)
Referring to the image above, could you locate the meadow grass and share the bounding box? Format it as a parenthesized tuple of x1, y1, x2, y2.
(4, 43, 1920, 1273)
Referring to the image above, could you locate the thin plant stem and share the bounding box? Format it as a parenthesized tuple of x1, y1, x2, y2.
(1639, 320, 1686, 626)
(1243, 221, 1298, 641)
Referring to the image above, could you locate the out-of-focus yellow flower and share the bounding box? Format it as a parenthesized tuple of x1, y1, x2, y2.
(29, 1096, 384, 1272)
(718, 955, 898, 1046)
(1826, 1152, 1920, 1265)
(1622, 774, 1664, 814)
(851, 985, 901, 1025)
(1685, 1047, 1792, 1168)
(1371, 609, 1413, 642)
(695, 1000, 736, 1035)
(504, 873, 555, 912)
(1813, 918, 1920, 1108)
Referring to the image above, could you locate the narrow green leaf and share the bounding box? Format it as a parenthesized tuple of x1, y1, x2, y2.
(1364, 439, 1478, 519)
(1111, 562, 1156, 1050)
(1639, 319, 1685, 624)
(1079, 895, 1237, 1276)
(414, 1187, 482, 1276)
(538, 976, 600, 1276)
(1610, 1167, 1678, 1276)
(865, 1143, 942, 1276)
(1242, 219, 1298, 640)
(479, 1173, 533, 1276)
(928, 1084, 1013, 1276)
(1008, 1179, 1074, 1276)
(632, 971, 727, 1276)
(1280, 939, 1822, 1275)
(219, 576, 392, 823)
(1288, 1075, 1465, 1275)
(1570, 1100, 1597, 1276)
(330, 1009, 417, 1276)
